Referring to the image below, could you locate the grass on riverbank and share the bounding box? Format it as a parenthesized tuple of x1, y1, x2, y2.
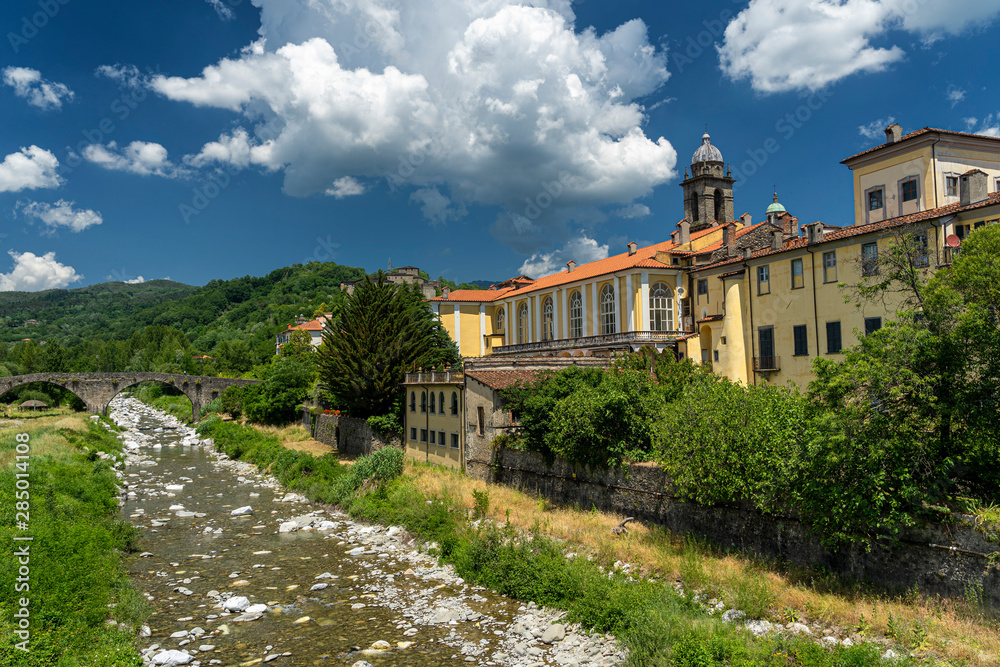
(197, 419, 971, 667)
(0, 415, 146, 666)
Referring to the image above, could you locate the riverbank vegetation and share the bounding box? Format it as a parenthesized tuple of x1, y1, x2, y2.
(0, 415, 146, 666)
(196, 417, 998, 666)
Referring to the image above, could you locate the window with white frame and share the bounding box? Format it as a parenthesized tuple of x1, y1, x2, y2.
(600, 284, 616, 334)
(569, 291, 583, 338)
(649, 282, 674, 332)
(823, 251, 837, 283)
(541, 297, 554, 341)
(495, 307, 505, 334)
(517, 303, 529, 344)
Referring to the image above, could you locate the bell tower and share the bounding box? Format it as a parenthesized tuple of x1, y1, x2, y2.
(680, 133, 735, 227)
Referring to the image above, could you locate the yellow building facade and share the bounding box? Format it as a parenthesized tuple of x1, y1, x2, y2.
(433, 126, 1000, 388)
(402, 370, 465, 470)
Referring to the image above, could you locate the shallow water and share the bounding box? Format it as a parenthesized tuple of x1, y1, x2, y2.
(117, 401, 623, 667)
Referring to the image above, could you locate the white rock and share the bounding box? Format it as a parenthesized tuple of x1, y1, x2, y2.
(541, 624, 565, 644)
(223, 596, 250, 612)
(245, 604, 268, 613)
(169, 630, 189, 639)
(279, 521, 297, 533)
(152, 649, 193, 665)
(230, 506, 254, 516)
(310, 583, 328, 591)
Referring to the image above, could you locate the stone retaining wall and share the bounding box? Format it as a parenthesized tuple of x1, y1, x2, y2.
(468, 445, 1000, 609)
(312, 413, 402, 457)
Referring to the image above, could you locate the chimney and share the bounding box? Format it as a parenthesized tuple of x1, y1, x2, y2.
(771, 230, 783, 251)
(743, 247, 752, 259)
(442, 287, 450, 299)
(740, 212, 752, 227)
(627, 241, 637, 256)
(566, 260, 576, 273)
(960, 169, 988, 206)
(805, 222, 825, 244)
(884, 123, 903, 144)
(723, 225, 736, 257)
(679, 220, 691, 245)
(784, 215, 799, 239)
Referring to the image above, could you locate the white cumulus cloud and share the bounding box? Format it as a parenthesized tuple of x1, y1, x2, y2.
(965, 114, 1000, 138)
(0, 146, 62, 193)
(0, 250, 81, 292)
(83, 141, 181, 177)
(718, 0, 1000, 93)
(16, 199, 103, 233)
(325, 176, 365, 198)
(410, 187, 467, 225)
(149, 0, 675, 255)
(518, 234, 609, 278)
(2, 67, 74, 110)
(946, 85, 966, 107)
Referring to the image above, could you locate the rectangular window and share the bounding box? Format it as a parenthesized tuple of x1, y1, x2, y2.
(901, 179, 918, 202)
(864, 317, 882, 336)
(757, 265, 770, 295)
(793, 325, 808, 356)
(477, 406, 484, 436)
(450, 433, 459, 449)
(868, 188, 883, 211)
(420, 429, 428, 442)
(758, 326, 775, 360)
(791, 258, 804, 289)
(826, 321, 842, 354)
(439, 431, 446, 446)
(823, 251, 837, 283)
(410, 427, 417, 441)
(713, 350, 719, 362)
(862, 242, 879, 276)
(429, 430, 435, 445)
(913, 231, 930, 267)
(946, 176, 958, 197)
(697, 279, 709, 303)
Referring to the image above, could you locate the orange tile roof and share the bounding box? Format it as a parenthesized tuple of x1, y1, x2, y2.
(287, 317, 327, 331)
(695, 192, 1000, 272)
(842, 127, 1000, 163)
(692, 221, 770, 254)
(465, 369, 540, 390)
(431, 286, 517, 303)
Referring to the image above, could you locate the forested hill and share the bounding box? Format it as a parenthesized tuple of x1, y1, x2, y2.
(0, 262, 367, 366)
(0, 280, 196, 343)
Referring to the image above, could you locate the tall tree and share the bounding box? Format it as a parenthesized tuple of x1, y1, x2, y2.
(315, 271, 459, 418)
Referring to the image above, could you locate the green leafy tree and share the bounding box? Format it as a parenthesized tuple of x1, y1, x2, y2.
(315, 271, 459, 418)
(242, 356, 314, 425)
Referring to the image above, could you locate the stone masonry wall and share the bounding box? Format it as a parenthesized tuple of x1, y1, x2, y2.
(467, 445, 1000, 609)
(311, 414, 402, 457)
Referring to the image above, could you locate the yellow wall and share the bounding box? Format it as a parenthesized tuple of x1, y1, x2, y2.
(404, 385, 464, 470)
(852, 146, 930, 225)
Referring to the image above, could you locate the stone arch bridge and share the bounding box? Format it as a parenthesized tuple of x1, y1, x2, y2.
(0, 372, 258, 421)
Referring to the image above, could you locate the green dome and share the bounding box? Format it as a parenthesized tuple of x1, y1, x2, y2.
(766, 192, 786, 215)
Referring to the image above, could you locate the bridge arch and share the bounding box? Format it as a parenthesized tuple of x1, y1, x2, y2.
(0, 378, 88, 411)
(0, 373, 257, 421)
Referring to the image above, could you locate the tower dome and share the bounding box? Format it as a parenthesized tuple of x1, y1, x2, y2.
(692, 132, 723, 164)
(766, 192, 786, 216)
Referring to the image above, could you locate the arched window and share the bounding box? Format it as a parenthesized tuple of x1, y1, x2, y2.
(451, 391, 459, 415)
(409, 391, 416, 412)
(649, 282, 675, 332)
(714, 189, 724, 223)
(438, 392, 445, 414)
(600, 284, 616, 334)
(541, 297, 554, 341)
(429, 391, 435, 413)
(692, 193, 699, 221)
(517, 303, 529, 344)
(569, 291, 583, 338)
(495, 307, 505, 334)
(420, 391, 427, 412)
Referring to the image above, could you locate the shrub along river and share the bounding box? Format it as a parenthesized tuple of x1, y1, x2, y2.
(113, 397, 624, 667)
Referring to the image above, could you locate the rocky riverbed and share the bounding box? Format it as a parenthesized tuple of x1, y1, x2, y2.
(110, 397, 626, 667)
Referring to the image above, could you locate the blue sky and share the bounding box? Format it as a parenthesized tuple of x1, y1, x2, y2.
(1, 0, 998, 291)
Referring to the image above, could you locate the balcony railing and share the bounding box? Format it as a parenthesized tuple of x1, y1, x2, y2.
(404, 371, 464, 385)
(753, 356, 780, 372)
(494, 330, 686, 356)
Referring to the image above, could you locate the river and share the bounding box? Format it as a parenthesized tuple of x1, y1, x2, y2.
(111, 397, 625, 667)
